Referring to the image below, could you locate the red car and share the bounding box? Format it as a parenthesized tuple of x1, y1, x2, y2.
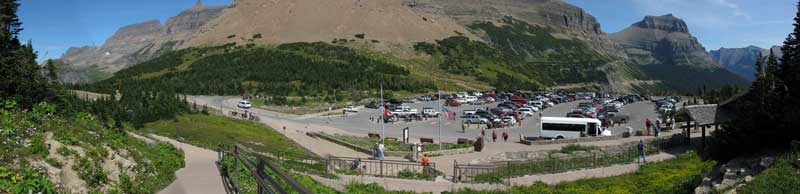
(446, 99, 462, 106)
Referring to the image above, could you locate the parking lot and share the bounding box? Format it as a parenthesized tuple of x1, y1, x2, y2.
(297, 99, 662, 143)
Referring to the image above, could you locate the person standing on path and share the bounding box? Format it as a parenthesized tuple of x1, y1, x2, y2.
(502, 131, 509, 142)
(421, 154, 430, 173)
(655, 118, 662, 137)
(492, 130, 497, 142)
(637, 139, 646, 163)
(481, 127, 486, 137)
(645, 118, 652, 135)
(461, 121, 466, 133)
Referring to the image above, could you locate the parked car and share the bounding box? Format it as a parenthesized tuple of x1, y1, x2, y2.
(237, 100, 252, 109)
(392, 106, 419, 118)
(475, 110, 498, 120)
(343, 106, 359, 112)
(516, 108, 535, 116)
(501, 116, 517, 126)
(422, 107, 439, 117)
(446, 99, 462, 106)
(600, 113, 630, 125)
(464, 115, 489, 124)
(463, 109, 478, 116)
(365, 101, 380, 109)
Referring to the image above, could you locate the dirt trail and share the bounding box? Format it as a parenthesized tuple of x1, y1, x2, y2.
(153, 134, 226, 194)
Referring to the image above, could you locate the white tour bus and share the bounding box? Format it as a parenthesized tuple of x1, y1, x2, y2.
(539, 117, 605, 139)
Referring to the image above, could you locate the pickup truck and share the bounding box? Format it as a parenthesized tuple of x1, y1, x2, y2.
(392, 106, 419, 118)
(600, 113, 630, 125)
(422, 107, 439, 117)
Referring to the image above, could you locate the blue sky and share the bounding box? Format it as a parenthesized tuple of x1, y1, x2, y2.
(566, 0, 797, 50)
(17, 0, 231, 62)
(17, 0, 798, 62)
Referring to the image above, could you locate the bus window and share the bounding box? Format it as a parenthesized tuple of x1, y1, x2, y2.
(588, 123, 598, 136)
(542, 123, 586, 132)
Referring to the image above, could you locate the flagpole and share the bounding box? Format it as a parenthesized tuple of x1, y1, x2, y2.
(380, 83, 385, 145)
(438, 90, 442, 150)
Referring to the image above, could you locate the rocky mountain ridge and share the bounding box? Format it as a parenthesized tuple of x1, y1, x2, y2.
(611, 14, 748, 91)
(59, 1, 225, 76)
(711, 46, 783, 81)
(59, 0, 749, 93)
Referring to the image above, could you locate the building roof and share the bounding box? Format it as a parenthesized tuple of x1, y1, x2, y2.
(682, 104, 735, 126)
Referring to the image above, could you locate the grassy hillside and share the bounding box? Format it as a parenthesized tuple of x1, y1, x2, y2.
(81, 42, 436, 97)
(414, 17, 615, 91)
(0, 101, 184, 193)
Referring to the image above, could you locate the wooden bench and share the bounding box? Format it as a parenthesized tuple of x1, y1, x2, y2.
(368, 133, 381, 139)
(457, 138, 472, 145)
(385, 137, 398, 142)
(420, 138, 434, 144)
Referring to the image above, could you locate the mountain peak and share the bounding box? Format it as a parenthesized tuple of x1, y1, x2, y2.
(633, 14, 689, 33)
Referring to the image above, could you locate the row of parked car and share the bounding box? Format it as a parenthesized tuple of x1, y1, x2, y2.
(654, 96, 682, 113)
(565, 94, 647, 126)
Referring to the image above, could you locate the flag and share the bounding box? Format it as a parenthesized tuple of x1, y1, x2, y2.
(441, 108, 455, 120)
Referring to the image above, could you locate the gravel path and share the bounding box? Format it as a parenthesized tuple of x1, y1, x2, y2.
(153, 134, 226, 194)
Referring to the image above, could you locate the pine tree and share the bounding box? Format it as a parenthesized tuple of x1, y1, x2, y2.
(45, 59, 58, 82)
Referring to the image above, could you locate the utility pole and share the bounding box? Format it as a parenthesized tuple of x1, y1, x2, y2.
(380, 83, 385, 145)
(438, 90, 442, 150)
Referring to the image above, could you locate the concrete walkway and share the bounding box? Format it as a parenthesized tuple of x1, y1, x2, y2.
(152, 134, 226, 194)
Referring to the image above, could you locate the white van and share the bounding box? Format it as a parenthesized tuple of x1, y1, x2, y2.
(539, 117, 606, 139)
(465, 96, 478, 102)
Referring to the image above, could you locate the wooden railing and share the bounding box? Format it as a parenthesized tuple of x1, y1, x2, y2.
(217, 144, 312, 194)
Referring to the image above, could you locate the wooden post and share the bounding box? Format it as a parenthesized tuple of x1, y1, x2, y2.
(257, 159, 266, 194)
(701, 126, 707, 151)
(379, 160, 384, 177)
(233, 146, 239, 193)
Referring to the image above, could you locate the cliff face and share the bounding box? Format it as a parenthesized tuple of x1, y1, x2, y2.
(403, 0, 621, 55)
(58, 3, 224, 79)
(611, 14, 749, 91)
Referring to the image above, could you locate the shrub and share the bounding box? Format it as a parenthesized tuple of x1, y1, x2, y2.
(740, 150, 800, 194)
(0, 166, 57, 194)
(549, 144, 599, 155)
(57, 147, 71, 157)
(354, 33, 365, 39)
(44, 158, 62, 169)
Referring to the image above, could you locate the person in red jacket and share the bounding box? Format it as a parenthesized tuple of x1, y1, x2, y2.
(492, 130, 498, 142)
(645, 118, 652, 135)
(502, 131, 509, 142)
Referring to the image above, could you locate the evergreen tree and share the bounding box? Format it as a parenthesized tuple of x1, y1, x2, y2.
(45, 59, 58, 82)
(0, 0, 59, 108)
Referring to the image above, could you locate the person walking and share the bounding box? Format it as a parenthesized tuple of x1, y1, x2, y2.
(481, 127, 486, 137)
(645, 118, 652, 135)
(461, 121, 466, 133)
(637, 139, 646, 163)
(492, 130, 498, 142)
(502, 131, 509, 142)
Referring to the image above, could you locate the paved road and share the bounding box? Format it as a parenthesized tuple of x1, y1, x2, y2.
(192, 96, 661, 143)
(153, 134, 226, 194)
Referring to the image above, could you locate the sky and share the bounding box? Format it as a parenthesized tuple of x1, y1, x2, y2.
(17, 0, 231, 62)
(566, 0, 797, 50)
(16, 0, 798, 62)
